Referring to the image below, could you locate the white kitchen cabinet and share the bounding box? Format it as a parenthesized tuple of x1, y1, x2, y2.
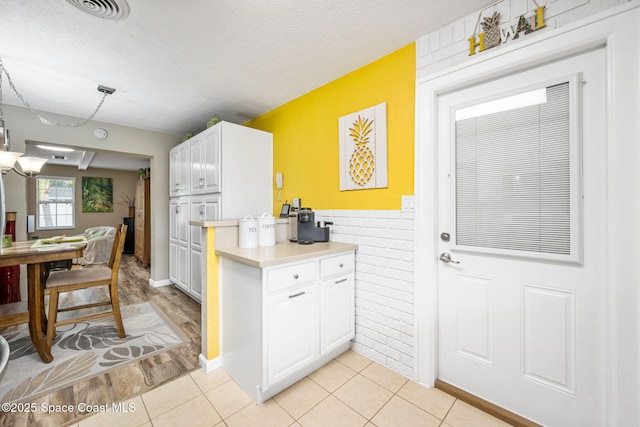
(169, 142, 190, 197)
(169, 121, 272, 215)
(169, 121, 272, 300)
(190, 196, 220, 250)
(190, 128, 220, 195)
(220, 248, 355, 404)
(169, 197, 190, 291)
(320, 252, 355, 355)
(267, 282, 318, 386)
(188, 195, 220, 301)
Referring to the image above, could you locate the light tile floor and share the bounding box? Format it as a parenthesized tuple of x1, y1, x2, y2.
(71, 350, 512, 427)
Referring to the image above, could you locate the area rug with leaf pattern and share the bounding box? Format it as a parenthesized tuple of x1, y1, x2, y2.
(0, 301, 187, 404)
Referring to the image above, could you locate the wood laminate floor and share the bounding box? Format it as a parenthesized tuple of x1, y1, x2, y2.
(0, 255, 202, 426)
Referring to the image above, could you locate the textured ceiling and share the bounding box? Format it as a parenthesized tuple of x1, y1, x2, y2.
(1, 0, 491, 138)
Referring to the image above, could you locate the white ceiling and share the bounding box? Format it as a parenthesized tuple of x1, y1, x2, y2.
(1, 0, 491, 169)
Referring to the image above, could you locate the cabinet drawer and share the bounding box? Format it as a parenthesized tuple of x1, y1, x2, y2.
(267, 261, 317, 293)
(320, 252, 354, 278)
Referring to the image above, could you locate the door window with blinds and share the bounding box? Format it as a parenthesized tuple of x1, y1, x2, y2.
(452, 75, 582, 263)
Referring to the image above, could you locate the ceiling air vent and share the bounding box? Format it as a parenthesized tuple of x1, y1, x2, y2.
(65, 0, 130, 20)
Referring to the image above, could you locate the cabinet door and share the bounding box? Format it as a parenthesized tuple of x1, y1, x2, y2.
(169, 147, 179, 197)
(267, 284, 318, 386)
(189, 127, 221, 195)
(321, 273, 355, 355)
(202, 126, 221, 193)
(177, 243, 189, 292)
(169, 241, 179, 283)
(176, 199, 190, 246)
(190, 196, 220, 249)
(189, 134, 205, 194)
(189, 247, 202, 302)
(170, 142, 190, 197)
(169, 197, 189, 289)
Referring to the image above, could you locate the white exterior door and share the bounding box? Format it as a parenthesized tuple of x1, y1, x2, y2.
(437, 48, 606, 426)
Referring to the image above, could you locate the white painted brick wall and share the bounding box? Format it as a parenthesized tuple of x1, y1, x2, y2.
(315, 209, 415, 378)
(417, 0, 630, 78)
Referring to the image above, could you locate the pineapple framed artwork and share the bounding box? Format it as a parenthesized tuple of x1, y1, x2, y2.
(338, 103, 388, 191)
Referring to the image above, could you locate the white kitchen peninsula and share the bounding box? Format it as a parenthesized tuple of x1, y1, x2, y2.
(216, 240, 357, 404)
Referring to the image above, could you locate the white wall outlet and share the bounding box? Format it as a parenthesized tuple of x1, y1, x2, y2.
(401, 195, 415, 212)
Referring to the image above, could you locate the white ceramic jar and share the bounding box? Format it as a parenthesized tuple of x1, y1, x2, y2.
(257, 212, 276, 246)
(239, 215, 258, 248)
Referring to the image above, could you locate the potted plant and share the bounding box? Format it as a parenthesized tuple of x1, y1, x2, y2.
(118, 193, 136, 217)
(137, 168, 150, 180)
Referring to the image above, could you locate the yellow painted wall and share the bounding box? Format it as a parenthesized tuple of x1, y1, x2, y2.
(246, 44, 415, 211)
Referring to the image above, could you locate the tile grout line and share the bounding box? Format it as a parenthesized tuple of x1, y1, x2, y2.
(438, 396, 458, 426)
(188, 371, 230, 424)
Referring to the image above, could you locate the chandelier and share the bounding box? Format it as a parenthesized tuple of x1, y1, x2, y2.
(0, 56, 115, 177)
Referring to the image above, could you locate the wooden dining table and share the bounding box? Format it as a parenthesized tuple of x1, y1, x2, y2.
(0, 240, 85, 363)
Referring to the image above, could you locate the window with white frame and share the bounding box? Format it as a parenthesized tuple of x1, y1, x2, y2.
(453, 77, 581, 262)
(36, 176, 75, 230)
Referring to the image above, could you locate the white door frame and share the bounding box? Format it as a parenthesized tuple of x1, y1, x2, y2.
(414, 3, 640, 425)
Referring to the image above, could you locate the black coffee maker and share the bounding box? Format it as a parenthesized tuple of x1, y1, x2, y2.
(297, 208, 315, 244)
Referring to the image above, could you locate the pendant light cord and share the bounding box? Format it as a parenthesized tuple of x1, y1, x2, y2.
(0, 57, 109, 128)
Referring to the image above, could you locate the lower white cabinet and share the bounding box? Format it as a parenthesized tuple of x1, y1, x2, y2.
(170, 195, 220, 301)
(321, 273, 355, 355)
(169, 197, 189, 290)
(267, 282, 318, 386)
(320, 252, 355, 355)
(221, 249, 355, 404)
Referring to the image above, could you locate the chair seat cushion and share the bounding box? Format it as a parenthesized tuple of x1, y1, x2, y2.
(46, 266, 112, 288)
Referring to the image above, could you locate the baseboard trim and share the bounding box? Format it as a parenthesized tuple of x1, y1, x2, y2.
(435, 379, 541, 427)
(149, 278, 172, 288)
(199, 354, 222, 372)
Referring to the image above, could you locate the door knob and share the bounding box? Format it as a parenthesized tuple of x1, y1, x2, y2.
(439, 252, 460, 264)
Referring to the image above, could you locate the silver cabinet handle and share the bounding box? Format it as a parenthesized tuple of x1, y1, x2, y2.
(293, 274, 299, 279)
(439, 252, 460, 264)
(339, 263, 344, 268)
(288, 291, 305, 299)
(335, 278, 348, 284)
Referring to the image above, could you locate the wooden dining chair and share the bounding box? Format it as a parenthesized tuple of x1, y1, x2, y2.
(45, 224, 128, 347)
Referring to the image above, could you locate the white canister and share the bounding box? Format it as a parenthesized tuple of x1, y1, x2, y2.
(238, 215, 258, 248)
(257, 211, 276, 246)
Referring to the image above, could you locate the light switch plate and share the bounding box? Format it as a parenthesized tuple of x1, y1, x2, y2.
(401, 195, 415, 212)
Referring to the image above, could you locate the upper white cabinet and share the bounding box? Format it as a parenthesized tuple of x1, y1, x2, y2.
(169, 121, 273, 217)
(190, 128, 221, 195)
(169, 141, 190, 197)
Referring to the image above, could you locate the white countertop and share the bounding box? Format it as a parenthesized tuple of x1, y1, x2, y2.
(215, 241, 358, 268)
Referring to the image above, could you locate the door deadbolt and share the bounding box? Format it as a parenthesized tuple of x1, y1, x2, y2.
(440, 232, 450, 242)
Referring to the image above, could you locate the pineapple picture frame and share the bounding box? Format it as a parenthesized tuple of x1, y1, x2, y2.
(338, 103, 388, 191)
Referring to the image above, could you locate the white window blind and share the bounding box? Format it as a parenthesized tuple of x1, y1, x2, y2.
(36, 176, 75, 230)
(455, 82, 573, 257)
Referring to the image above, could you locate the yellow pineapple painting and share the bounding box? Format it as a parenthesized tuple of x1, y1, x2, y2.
(348, 115, 375, 187)
(339, 102, 387, 191)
